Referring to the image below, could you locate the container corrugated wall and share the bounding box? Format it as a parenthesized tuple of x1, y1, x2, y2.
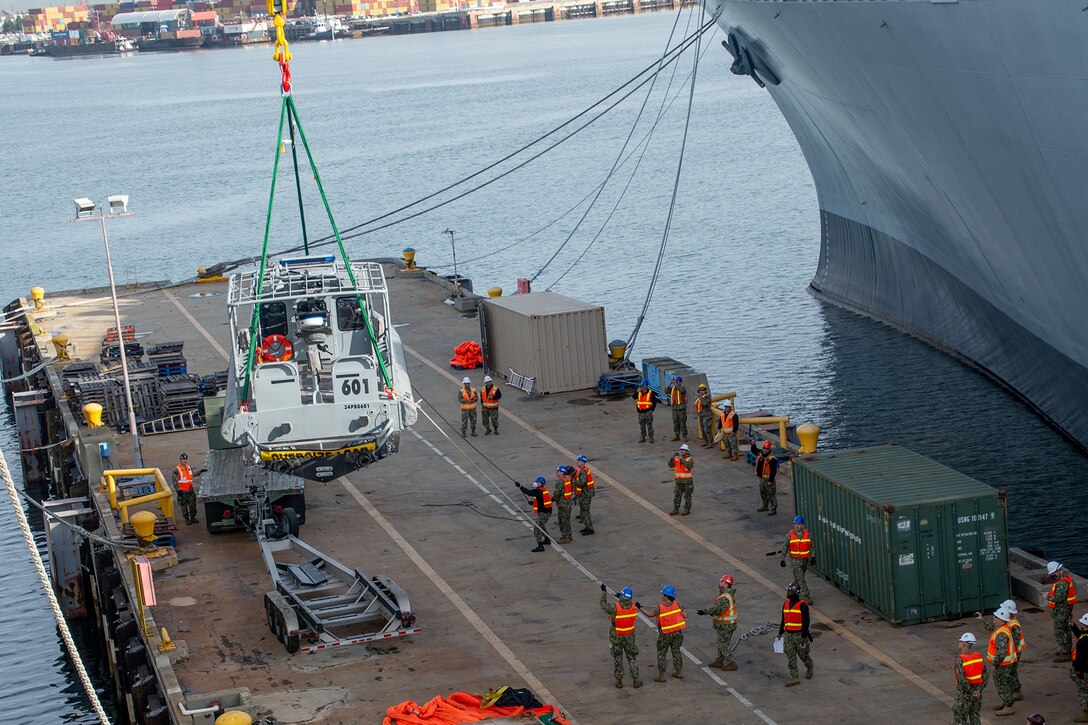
(481, 292, 608, 394)
(793, 444, 1008, 625)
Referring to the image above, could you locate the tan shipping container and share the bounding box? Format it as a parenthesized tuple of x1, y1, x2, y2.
(480, 292, 608, 394)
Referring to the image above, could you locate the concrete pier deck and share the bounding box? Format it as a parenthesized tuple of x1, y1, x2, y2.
(35, 274, 1084, 724)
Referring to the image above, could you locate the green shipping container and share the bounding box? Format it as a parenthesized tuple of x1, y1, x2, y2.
(793, 444, 1008, 625)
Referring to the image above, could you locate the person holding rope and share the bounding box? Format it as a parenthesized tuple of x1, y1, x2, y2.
(515, 477, 552, 553)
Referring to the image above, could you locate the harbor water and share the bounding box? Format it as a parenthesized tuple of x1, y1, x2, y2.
(1, 10, 1085, 720)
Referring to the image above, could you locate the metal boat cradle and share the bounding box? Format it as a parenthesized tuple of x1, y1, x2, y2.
(222, 255, 417, 482)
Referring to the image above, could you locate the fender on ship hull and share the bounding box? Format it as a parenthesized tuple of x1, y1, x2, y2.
(709, 0, 1088, 450)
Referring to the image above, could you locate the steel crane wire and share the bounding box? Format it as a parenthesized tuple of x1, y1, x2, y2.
(528, 4, 694, 285)
(193, 17, 718, 279)
(546, 24, 718, 291)
(429, 54, 711, 275)
(625, 9, 703, 358)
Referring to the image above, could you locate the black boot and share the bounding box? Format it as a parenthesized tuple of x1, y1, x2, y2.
(531, 543, 545, 553)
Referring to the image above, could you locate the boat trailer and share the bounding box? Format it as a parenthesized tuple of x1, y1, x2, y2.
(252, 489, 419, 653)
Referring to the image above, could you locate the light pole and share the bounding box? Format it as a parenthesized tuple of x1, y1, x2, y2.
(71, 195, 142, 466)
(443, 228, 461, 298)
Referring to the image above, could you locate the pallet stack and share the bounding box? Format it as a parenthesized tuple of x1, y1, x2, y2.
(71, 361, 161, 427)
(157, 375, 202, 417)
(147, 342, 188, 378)
(198, 370, 229, 396)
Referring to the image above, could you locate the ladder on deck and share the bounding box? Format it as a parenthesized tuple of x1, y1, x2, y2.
(139, 410, 206, 436)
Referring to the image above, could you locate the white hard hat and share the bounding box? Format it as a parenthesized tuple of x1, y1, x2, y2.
(1000, 599, 1018, 615)
(462, 376, 471, 384)
(483, 375, 493, 383)
(1047, 561, 1062, 575)
(959, 632, 976, 644)
(993, 607, 1011, 622)
(679, 443, 690, 451)
(1080, 612, 1088, 627)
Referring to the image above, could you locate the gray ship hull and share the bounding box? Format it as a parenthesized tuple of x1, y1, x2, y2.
(706, 0, 1088, 448)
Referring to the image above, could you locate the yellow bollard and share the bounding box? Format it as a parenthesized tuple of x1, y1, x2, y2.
(487, 286, 503, 298)
(130, 510, 158, 547)
(607, 339, 627, 364)
(797, 421, 820, 454)
(83, 403, 104, 428)
(216, 712, 253, 725)
(158, 627, 176, 653)
(52, 333, 70, 361)
(30, 287, 45, 310)
(402, 247, 417, 270)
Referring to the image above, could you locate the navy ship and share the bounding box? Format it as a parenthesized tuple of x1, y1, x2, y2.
(707, 0, 1088, 449)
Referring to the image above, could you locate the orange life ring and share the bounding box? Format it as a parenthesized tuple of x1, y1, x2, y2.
(261, 334, 293, 362)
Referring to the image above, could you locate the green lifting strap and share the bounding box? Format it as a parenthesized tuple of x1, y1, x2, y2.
(240, 96, 288, 406)
(239, 94, 395, 405)
(286, 94, 393, 391)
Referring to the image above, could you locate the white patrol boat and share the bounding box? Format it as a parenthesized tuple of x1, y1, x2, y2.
(221, 255, 417, 482)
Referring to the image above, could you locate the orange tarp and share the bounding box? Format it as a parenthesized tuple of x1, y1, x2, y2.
(384, 691, 570, 725)
(449, 341, 482, 370)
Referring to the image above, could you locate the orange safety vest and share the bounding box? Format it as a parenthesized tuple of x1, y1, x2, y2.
(482, 385, 500, 409)
(614, 603, 637, 636)
(658, 602, 686, 633)
(459, 386, 478, 411)
(757, 454, 776, 479)
(712, 592, 737, 626)
(533, 486, 552, 513)
(557, 476, 574, 500)
(694, 395, 709, 413)
(987, 624, 1017, 666)
(957, 652, 985, 685)
(1010, 617, 1025, 654)
(175, 464, 193, 492)
(720, 411, 735, 433)
(782, 599, 804, 632)
(575, 465, 595, 493)
(636, 390, 654, 411)
(668, 386, 686, 406)
(1049, 576, 1077, 608)
(789, 529, 811, 559)
(672, 457, 693, 480)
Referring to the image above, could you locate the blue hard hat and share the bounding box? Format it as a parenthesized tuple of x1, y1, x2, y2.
(557, 465, 564, 471)
(674, 376, 682, 382)
(794, 515, 804, 525)
(640, 379, 649, 386)
(620, 587, 633, 599)
(661, 585, 676, 598)
(577, 455, 588, 463)
(535, 476, 546, 484)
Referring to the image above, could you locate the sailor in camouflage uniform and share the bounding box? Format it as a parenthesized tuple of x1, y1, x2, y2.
(638, 585, 686, 682)
(1046, 561, 1078, 661)
(953, 632, 988, 725)
(696, 575, 739, 671)
(664, 376, 688, 442)
(693, 384, 714, 447)
(984, 607, 1018, 717)
(600, 584, 641, 689)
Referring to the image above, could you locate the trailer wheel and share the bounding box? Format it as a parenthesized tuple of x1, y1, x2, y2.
(273, 606, 286, 644)
(263, 594, 276, 636)
(284, 632, 300, 654)
(282, 507, 300, 538)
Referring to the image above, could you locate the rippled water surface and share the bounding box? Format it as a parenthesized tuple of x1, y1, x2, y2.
(1, 10, 1084, 720)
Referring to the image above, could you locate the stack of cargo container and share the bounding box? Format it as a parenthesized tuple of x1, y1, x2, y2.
(358, 0, 417, 16)
(22, 5, 89, 33)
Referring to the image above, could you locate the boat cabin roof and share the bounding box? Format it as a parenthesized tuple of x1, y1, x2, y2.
(228, 257, 388, 307)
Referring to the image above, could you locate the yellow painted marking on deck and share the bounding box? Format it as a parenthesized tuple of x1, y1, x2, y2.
(341, 479, 576, 723)
(403, 344, 953, 708)
(162, 289, 229, 361)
